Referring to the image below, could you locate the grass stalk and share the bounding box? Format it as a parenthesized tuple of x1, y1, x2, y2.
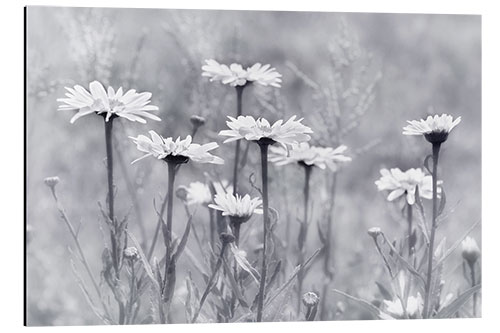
(232, 86, 244, 195)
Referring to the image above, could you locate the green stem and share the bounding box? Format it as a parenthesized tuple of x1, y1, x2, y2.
(256, 142, 270, 322)
(232, 86, 244, 195)
(423, 143, 441, 318)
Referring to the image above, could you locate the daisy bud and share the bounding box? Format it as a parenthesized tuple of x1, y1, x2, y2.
(123, 247, 139, 262)
(367, 227, 382, 238)
(44, 176, 60, 189)
(220, 232, 236, 245)
(190, 115, 206, 128)
(176, 186, 189, 202)
(461, 236, 480, 265)
(302, 292, 320, 307)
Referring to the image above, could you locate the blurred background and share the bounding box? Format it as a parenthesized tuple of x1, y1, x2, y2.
(26, 6, 481, 325)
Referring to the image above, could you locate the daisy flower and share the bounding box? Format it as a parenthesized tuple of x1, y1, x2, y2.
(403, 114, 461, 144)
(58, 80, 160, 124)
(375, 168, 442, 205)
(269, 143, 352, 171)
(219, 115, 313, 147)
(208, 192, 263, 222)
(129, 130, 224, 165)
(202, 59, 282, 87)
(180, 180, 232, 206)
(381, 293, 423, 319)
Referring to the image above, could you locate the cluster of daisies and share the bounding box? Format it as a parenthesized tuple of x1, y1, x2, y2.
(57, 58, 472, 322)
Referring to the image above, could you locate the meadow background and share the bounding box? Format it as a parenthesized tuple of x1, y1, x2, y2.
(26, 6, 481, 325)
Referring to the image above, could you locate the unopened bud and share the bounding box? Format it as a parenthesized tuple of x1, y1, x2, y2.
(220, 232, 236, 245)
(44, 176, 60, 189)
(367, 227, 382, 238)
(302, 291, 320, 307)
(176, 186, 189, 201)
(461, 236, 480, 265)
(190, 115, 206, 128)
(123, 247, 139, 262)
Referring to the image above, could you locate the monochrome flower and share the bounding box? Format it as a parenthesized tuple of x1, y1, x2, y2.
(123, 247, 139, 261)
(58, 80, 160, 123)
(375, 168, 442, 205)
(219, 115, 312, 147)
(382, 293, 423, 319)
(208, 192, 263, 221)
(202, 59, 282, 87)
(129, 130, 224, 165)
(461, 236, 480, 265)
(403, 114, 461, 144)
(269, 143, 351, 171)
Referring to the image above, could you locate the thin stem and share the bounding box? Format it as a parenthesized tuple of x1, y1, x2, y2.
(208, 208, 215, 248)
(423, 143, 441, 318)
(297, 165, 312, 312)
(147, 179, 169, 261)
(256, 143, 270, 322)
(104, 118, 120, 281)
(469, 261, 477, 316)
(232, 86, 244, 195)
(192, 243, 227, 323)
(319, 172, 337, 320)
(158, 161, 178, 323)
(408, 203, 413, 258)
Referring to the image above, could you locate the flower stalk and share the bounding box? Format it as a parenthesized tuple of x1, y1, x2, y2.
(256, 139, 272, 322)
(407, 203, 413, 258)
(423, 142, 441, 318)
(232, 86, 245, 195)
(297, 163, 312, 312)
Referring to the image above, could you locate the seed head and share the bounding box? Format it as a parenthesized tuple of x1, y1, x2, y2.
(123, 247, 140, 262)
(44, 176, 60, 189)
(302, 291, 320, 307)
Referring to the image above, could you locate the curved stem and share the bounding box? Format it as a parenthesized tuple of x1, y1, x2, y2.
(423, 143, 441, 318)
(232, 86, 244, 195)
(256, 143, 269, 322)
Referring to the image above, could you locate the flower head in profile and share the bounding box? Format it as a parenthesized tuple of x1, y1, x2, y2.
(302, 292, 320, 307)
(202, 59, 282, 88)
(129, 130, 224, 165)
(269, 143, 351, 171)
(58, 81, 160, 124)
(208, 192, 263, 223)
(403, 114, 461, 144)
(375, 168, 442, 205)
(461, 236, 480, 265)
(219, 115, 312, 147)
(381, 293, 423, 319)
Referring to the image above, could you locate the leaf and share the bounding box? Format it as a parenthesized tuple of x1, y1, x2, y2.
(173, 211, 194, 263)
(433, 220, 481, 271)
(424, 154, 433, 175)
(375, 281, 393, 300)
(126, 231, 161, 293)
(221, 258, 250, 309)
(332, 289, 386, 319)
(438, 189, 447, 216)
(435, 284, 481, 318)
(229, 244, 260, 285)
